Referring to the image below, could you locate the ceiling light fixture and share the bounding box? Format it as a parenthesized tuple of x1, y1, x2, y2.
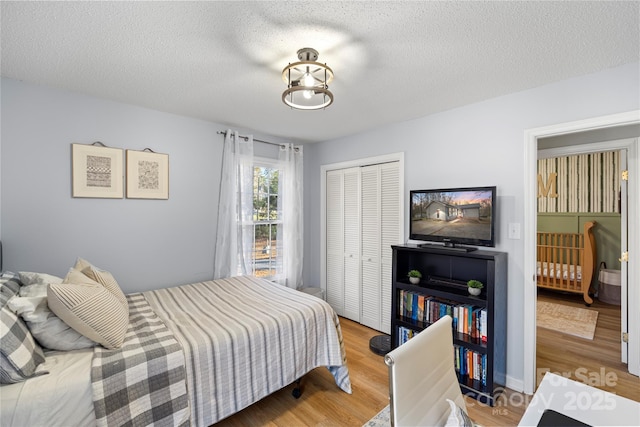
(282, 48, 334, 110)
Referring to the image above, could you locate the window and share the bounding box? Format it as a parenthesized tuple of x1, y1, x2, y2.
(250, 161, 282, 280)
(215, 134, 302, 286)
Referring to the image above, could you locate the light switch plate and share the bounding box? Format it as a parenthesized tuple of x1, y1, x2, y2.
(508, 223, 521, 239)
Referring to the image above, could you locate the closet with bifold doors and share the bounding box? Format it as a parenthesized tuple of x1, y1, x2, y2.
(324, 157, 402, 334)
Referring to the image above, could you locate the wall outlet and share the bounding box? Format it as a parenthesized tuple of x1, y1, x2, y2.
(508, 223, 521, 240)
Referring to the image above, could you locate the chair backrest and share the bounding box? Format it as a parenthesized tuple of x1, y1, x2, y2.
(384, 315, 465, 427)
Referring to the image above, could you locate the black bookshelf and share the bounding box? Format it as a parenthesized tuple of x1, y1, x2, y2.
(391, 244, 508, 406)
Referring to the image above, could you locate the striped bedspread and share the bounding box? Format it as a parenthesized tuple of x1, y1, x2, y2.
(144, 276, 352, 426)
(91, 293, 190, 427)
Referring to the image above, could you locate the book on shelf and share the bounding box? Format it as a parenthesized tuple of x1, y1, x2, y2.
(397, 326, 418, 346)
(480, 309, 487, 343)
(398, 290, 487, 341)
(405, 291, 413, 319)
(416, 295, 425, 322)
(454, 344, 487, 386)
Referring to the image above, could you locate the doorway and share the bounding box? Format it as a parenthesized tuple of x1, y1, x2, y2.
(522, 111, 640, 395)
(535, 144, 627, 396)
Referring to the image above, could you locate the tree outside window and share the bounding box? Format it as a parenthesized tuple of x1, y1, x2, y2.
(252, 165, 281, 279)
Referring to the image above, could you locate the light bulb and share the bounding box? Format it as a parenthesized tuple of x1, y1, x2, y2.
(303, 72, 315, 88)
(302, 70, 315, 99)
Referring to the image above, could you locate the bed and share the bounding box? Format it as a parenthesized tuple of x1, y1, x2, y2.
(1, 269, 351, 427)
(536, 221, 597, 305)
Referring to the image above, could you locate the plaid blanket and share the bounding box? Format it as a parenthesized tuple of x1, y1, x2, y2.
(91, 293, 190, 427)
(144, 276, 352, 426)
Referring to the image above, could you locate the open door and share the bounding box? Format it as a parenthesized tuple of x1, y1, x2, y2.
(620, 148, 629, 364)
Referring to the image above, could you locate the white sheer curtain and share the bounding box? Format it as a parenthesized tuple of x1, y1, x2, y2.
(213, 130, 254, 279)
(278, 143, 304, 289)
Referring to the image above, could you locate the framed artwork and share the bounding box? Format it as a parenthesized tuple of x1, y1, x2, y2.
(72, 143, 124, 198)
(126, 149, 169, 199)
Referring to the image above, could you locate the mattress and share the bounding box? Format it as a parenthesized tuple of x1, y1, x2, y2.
(0, 348, 95, 427)
(537, 262, 582, 281)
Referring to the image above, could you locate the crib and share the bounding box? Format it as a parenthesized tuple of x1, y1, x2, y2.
(536, 221, 597, 305)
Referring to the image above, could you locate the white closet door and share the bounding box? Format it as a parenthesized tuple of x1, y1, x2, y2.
(380, 162, 401, 334)
(325, 158, 401, 334)
(360, 165, 381, 330)
(343, 168, 361, 321)
(325, 169, 345, 316)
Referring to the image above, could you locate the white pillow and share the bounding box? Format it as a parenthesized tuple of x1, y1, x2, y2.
(8, 294, 96, 351)
(18, 272, 62, 299)
(73, 258, 128, 310)
(48, 268, 129, 349)
(18, 272, 63, 287)
(19, 284, 48, 298)
(446, 399, 476, 427)
(73, 259, 130, 330)
(8, 296, 49, 323)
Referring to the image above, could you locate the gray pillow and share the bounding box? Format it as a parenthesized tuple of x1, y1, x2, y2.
(0, 271, 48, 384)
(0, 271, 22, 306)
(0, 305, 47, 384)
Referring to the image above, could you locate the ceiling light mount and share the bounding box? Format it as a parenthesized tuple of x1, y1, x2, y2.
(282, 48, 334, 110)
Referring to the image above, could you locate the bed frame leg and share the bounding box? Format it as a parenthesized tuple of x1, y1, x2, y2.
(292, 378, 303, 399)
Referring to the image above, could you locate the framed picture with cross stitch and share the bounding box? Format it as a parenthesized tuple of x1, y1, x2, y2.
(126, 149, 169, 199)
(71, 143, 124, 198)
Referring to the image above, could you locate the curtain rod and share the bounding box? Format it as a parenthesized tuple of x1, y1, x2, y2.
(217, 130, 284, 148)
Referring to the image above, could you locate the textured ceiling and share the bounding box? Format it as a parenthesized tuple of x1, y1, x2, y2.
(1, 1, 638, 143)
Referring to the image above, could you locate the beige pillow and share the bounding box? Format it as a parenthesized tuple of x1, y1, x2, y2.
(74, 258, 128, 311)
(47, 269, 128, 349)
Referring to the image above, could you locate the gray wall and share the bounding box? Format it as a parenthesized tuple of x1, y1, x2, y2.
(1, 79, 222, 291)
(0, 78, 291, 292)
(303, 61, 639, 389)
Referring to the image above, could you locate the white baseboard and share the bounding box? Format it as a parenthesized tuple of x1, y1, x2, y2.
(505, 375, 526, 395)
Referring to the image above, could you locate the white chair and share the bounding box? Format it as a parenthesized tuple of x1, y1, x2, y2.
(384, 315, 466, 427)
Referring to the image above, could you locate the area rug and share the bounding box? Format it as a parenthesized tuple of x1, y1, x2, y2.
(537, 301, 598, 340)
(362, 405, 390, 427)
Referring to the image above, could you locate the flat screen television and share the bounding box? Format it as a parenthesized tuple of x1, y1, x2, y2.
(410, 186, 496, 250)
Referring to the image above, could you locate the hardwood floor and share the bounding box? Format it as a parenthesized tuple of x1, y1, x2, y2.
(216, 294, 638, 426)
(536, 289, 639, 402)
